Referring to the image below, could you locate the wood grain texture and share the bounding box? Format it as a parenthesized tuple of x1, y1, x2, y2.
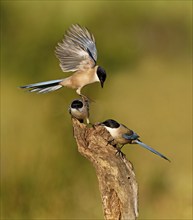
(72, 118, 138, 220)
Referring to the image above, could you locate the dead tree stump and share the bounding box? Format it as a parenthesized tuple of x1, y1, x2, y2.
(72, 118, 138, 220)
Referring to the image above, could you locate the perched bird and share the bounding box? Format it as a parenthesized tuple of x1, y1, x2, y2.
(69, 99, 90, 124)
(20, 24, 107, 99)
(100, 119, 170, 162)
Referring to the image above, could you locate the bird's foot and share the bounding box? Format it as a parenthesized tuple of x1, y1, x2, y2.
(115, 149, 126, 159)
(80, 94, 95, 103)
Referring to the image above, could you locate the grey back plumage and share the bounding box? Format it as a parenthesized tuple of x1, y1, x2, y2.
(55, 24, 97, 72)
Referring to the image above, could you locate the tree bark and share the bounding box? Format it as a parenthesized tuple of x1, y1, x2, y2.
(72, 118, 138, 220)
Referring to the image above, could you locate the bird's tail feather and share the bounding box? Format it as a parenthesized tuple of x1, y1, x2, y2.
(20, 79, 63, 93)
(134, 140, 170, 162)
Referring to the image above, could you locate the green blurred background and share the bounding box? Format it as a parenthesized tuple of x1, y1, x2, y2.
(1, 1, 192, 219)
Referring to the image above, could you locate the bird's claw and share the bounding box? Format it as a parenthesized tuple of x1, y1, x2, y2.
(115, 149, 126, 159)
(80, 94, 94, 103)
(106, 139, 116, 146)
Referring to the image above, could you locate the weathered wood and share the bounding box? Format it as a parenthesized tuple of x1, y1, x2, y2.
(72, 118, 138, 220)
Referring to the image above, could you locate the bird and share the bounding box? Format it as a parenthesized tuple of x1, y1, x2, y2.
(69, 99, 90, 124)
(100, 119, 170, 162)
(20, 24, 107, 99)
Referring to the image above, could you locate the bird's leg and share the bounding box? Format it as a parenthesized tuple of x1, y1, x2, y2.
(86, 117, 90, 125)
(107, 138, 116, 146)
(115, 145, 126, 159)
(80, 94, 90, 102)
(76, 88, 89, 101)
(105, 138, 125, 158)
(79, 93, 95, 103)
(119, 145, 124, 150)
(107, 140, 125, 159)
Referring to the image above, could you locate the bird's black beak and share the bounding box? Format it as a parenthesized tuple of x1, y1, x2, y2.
(97, 66, 106, 89)
(100, 80, 104, 88)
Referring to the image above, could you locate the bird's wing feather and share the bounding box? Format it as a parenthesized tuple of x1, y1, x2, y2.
(134, 140, 170, 162)
(123, 132, 139, 140)
(55, 24, 97, 73)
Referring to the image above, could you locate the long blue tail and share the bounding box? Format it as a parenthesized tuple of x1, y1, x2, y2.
(134, 140, 170, 162)
(20, 79, 63, 93)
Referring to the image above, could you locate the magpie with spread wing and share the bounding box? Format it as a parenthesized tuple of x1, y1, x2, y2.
(20, 24, 106, 99)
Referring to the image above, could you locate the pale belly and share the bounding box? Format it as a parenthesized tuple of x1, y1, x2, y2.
(61, 71, 98, 89)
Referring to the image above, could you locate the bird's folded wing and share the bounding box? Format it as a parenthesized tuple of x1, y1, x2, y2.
(55, 24, 97, 73)
(123, 132, 139, 140)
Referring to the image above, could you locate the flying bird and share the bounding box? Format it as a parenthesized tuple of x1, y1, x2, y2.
(100, 119, 170, 162)
(69, 99, 90, 124)
(20, 24, 107, 99)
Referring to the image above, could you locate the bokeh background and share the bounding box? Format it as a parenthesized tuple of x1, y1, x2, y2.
(1, 1, 192, 219)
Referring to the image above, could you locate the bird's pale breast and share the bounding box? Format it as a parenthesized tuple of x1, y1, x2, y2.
(61, 68, 98, 89)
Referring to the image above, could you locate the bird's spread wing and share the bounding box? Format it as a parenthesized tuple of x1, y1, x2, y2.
(134, 140, 171, 162)
(55, 24, 97, 73)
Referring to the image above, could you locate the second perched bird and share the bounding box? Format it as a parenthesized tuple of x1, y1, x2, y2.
(100, 119, 170, 162)
(20, 24, 107, 99)
(69, 99, 90, 124)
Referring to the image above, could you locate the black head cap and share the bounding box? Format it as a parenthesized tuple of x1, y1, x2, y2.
(101, 119, 120, 128)
(97, 66, 106, 88)
(71, 100, 83, 109)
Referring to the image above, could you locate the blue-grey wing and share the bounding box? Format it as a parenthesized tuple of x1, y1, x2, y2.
(55, 24, 97, 73)
(123, 132, 139, 140)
